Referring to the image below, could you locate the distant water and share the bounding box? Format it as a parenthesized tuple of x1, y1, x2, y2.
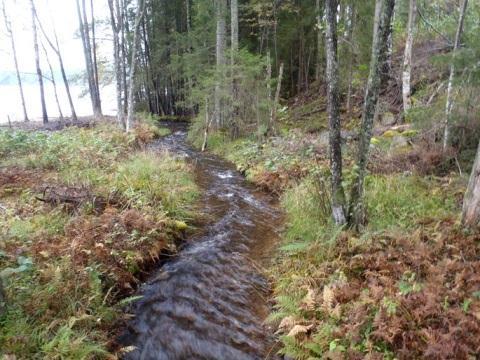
(0, 83, 116, 123)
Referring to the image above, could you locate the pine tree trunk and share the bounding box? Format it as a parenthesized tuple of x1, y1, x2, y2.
(126, 0, 146, 132)
(348, 0, 395, 229)
(30, 0, 48, 124)
(325, 0, 347, 225)
(443, 0, 468, 150)
(402, 0, 416, 115)
(214, 0, 226, 128)
(2, 1, 28, 122)
(462, 141, 480, 227)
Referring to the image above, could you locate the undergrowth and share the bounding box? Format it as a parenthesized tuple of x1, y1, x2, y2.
(190, 100, 475, 358)
(0, 122, 197, 358)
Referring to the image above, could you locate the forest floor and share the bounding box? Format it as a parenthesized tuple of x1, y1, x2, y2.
(195, 89, 480, 359)
(0, 117, 198, 358)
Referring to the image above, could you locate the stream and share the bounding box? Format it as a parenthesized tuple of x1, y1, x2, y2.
(120, 123, 283, 359)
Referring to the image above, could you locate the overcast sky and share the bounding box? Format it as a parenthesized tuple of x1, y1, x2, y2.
(0, 0, 110, 74)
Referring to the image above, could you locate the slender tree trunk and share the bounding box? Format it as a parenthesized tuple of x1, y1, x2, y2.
(402, 0, 417, 115)
(33, 5, 77, 122)
(270, 62, 284, 132)
(76, 0, 101, 118)
(41, 42, 63, 120)
(30, 0, 48, 124)
(230, 0, 239, 134)
(126, 0, 146, 132)
(462, 140, 480, 227)
(108, 0, 124, 128)
(214, 0, 226, 128)
(325, 0, 347, 225)
(443, 0, 468, 150)
(315, 0, 323, 82)
(231, 0, 238, 57)
(346, 3, 356, 115)
(202, 98, 211, 152)
(348, 0, 395, 229)
(121, 0, 128, 116)
(2, 1, 28, 122)
(90, 0, 100, 107)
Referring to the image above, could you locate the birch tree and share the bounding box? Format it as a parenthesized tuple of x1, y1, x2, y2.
(325, 0, 347, 225)
(443, 0, 469, 150)
(2, 0, 28, 122)
(30, 0, 48, 124)
(402, 0, 417, 115)
(348, 0, 395, 229)
(33, 4, 78, 122)
(126, 0, 146, 132)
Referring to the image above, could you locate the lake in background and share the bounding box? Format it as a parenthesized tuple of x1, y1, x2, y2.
(0, 83, 116, 123)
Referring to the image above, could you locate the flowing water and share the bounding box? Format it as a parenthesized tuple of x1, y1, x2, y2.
(121, 123, 283, 359)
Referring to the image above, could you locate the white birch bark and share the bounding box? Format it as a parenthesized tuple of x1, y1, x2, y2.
(402, 0, 417, 114)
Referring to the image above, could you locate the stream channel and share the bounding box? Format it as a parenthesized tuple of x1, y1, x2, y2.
(121, 122, 283, 359)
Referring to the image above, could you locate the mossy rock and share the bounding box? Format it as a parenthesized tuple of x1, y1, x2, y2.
(371, 137, 381, 145)
(174, 220, 188, 231)
(401, 129, 419, 138)
(382, 130, 401, 138)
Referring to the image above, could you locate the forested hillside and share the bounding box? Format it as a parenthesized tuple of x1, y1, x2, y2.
(1, 0, 480, 359)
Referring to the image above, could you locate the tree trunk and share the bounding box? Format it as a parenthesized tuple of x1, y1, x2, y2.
(108, 0, 125, 128)
(443, 0, 468, 150)
(121, 0, 128, 116)
(76, 0, 101, 118)
(33, 4, 77, 122)
(346, 3, 356, 115)
(214, 0, 226, 128)
(402, 0, 417, 115)
(315, 0, 323, 82)
(348, 0, 395, 229)
(2, 1, 28, 122)
(325, 0, 347, 225)
(41, 41, 63, 120)
(462, 141, 480, 227)
(30, 0, 48, 124)
(270, 62, 284, 131)
(126, 0, 146, 132)
(90, 0, 101, 108)
(231, 0, 238, 56)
